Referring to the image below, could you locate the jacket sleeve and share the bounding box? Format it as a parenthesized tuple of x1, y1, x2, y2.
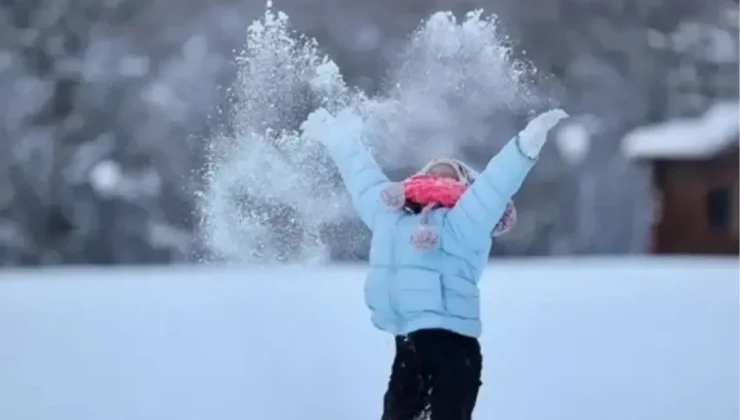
(443, 136, 536, 249)
(323, 135, 393, 229)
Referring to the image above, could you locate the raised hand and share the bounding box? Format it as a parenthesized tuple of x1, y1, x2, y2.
(301, 107, 365, 146)
(516, 108, 569, 159)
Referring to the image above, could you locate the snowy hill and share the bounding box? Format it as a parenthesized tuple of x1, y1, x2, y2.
(0, 258, 738, 420)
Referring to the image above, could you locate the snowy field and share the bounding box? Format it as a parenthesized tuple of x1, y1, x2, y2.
(0, 258, 738, 420)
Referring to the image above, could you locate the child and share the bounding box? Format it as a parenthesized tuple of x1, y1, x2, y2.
(302, 107, 568, 420)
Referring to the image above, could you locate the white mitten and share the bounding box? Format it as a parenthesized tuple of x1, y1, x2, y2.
(333, 108, 364, 136)
(516, 108, 569, 159)
(301, 107, 364, 146)
(302, 107, 334, 143)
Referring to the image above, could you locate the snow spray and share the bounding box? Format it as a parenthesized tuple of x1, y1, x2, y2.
(198, 1, 537, 264)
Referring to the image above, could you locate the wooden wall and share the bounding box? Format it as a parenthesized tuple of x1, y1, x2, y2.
(652, 148, 739, 255)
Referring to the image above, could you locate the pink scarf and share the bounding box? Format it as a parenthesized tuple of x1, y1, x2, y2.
(381, 174, 517, 249)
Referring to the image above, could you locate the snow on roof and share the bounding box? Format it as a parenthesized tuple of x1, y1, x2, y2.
(622, 101, 740, 160)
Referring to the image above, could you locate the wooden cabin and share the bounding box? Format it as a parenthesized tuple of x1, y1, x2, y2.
(623, 103, 739, 255)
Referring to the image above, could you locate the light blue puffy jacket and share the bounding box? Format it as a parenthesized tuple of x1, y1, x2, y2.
(325, 135, 536, 338)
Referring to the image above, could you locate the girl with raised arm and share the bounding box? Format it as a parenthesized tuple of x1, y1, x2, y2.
(302, 106, 567, 420)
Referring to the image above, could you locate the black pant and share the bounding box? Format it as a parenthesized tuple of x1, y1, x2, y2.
(382, 329, 482, 420)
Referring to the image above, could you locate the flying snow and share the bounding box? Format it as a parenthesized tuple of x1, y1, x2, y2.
(198, 2, 538, 264)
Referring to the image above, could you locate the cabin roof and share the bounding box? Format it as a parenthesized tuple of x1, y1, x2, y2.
(622, 101, 739, 160)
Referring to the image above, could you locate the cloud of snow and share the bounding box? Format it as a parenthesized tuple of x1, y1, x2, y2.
(198, 3, 540, 264)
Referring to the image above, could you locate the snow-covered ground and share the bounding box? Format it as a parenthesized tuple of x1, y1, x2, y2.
(0, 258, 737, 420)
